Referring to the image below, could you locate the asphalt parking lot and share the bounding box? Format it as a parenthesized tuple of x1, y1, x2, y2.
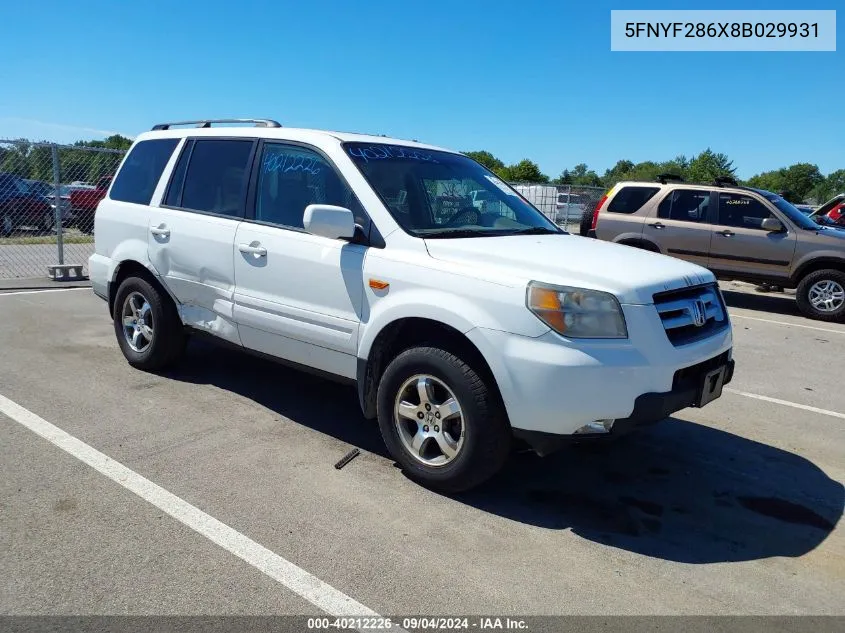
(0, 283, 843, 620)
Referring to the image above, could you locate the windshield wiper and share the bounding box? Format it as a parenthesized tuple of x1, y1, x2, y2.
(422, 228, 493, 239)
(422, 226, 563, 239)
(505, 226, 563, 235)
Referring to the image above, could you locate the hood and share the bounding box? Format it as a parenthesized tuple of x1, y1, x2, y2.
(424, 234, 715, 305)
(814, 225, 845, 239)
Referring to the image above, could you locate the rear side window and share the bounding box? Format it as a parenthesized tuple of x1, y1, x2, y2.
(658, 189, 711, 223)
(180, 139, 254, 217)
(606, 186, 659, 214)
(110, 139, 178, 205)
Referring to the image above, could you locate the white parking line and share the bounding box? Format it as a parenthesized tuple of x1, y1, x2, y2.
(0, 287, 90, 297)
(0, 392, 399, 631)
(729, 312, 845, 335)
(724, 388, 845, 420)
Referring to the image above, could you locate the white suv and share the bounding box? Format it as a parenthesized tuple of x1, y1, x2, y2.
(89, 119, 734, 492)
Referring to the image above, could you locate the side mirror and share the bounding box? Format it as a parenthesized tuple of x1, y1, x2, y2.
(303, 204, 355, 240)
(761, 217, 784, 232)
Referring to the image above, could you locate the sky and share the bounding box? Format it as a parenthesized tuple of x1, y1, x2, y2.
(0, 0, 841, 180)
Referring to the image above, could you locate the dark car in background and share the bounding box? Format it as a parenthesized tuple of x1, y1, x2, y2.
(0, 172, 54, 236)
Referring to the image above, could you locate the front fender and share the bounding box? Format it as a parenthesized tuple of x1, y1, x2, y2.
(357, 284, 548, 360)
(793, 252, 845, 280)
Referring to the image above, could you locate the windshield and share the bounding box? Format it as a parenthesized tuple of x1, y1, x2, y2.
(754, 189, 820, 230)
(344, 143, 561, 237)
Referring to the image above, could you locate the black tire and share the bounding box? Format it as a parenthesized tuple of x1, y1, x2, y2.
(578, 207, 594, 236)
(112, 276, 186, 370)
(796, 269, 845, 322)
(620, 240, 658, 252)
(376, 346, 511, 493)
(42, 211, 55, 234)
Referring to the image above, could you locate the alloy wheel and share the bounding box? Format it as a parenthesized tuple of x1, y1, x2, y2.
(121, 291, 154, 352)
(393, 374, 465, 467)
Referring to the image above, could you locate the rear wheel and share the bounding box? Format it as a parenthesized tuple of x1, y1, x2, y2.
(1, 214, 12, 237)
(376, 346, 511, 493)
(620, 239, 658, 252)
(113, 276, 186, 370)
(41, 211, 55, 233)
(578, 207, 594, 236)
(796, 269, 845, 322)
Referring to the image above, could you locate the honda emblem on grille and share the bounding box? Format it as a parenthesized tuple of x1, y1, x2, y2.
(690, 299, 706, 327)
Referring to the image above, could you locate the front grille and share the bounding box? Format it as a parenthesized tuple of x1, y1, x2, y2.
(653, 283, 729, 346)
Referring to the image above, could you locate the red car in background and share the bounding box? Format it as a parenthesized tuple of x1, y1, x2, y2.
(809, 193, 845, 228)
(826, 200, 845, 225)
(69, 175, 112, 233)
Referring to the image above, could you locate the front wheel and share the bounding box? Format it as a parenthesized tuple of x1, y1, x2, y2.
(113, 276, 186, 370)
(796, 269, 845, 322)
(376, 346, 511, 493)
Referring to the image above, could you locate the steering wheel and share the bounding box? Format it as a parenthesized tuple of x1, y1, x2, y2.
(444, 207, 480, 227)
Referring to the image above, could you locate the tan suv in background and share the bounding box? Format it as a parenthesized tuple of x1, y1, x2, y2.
(584, 176, 845, 322)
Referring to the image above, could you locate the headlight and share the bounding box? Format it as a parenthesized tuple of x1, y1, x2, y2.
(526, 282, 627, 339)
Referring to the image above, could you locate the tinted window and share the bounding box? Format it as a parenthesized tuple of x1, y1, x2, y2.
(164, 140, 193, 207)
(754, 189, 819, 230)
(658, 189, 711, 223)
(607, 186, 659, 214)
(181, 140, 254, 217)
(110, 139, 178, 205)
(718, 192, 772, 229)
(255, 143, 367, 230)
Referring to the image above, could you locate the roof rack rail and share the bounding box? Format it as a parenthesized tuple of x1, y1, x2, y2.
(656, 173, 684, 185)
(713, 175, 738, 187)
(151, 119, 282, 131)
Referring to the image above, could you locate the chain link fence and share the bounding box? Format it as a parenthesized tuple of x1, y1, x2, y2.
(0, 140, 125, 279)
(509, 182, 605, 234)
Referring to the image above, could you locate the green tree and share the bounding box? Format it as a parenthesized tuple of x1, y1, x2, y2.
(504, 159, 549, 183)
(462, 150, 505, 172)
(812, 169, 845, 203)
(561, 163, 602, 187)
(747, 163, 825, 203)
(74, 134, 133, 151)
(686, 149, 736, 183)
(781, 163, 824, 201)
(556, 169, 572, 185)
(745, 170, 782, 192)
(603, 159, 635, 185)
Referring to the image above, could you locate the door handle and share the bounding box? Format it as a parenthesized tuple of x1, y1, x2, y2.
(717, 229, 735, 237)
(648, 222, 665, 229)
(238, 243, 267, 257)
(150, 224, 170, 237)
